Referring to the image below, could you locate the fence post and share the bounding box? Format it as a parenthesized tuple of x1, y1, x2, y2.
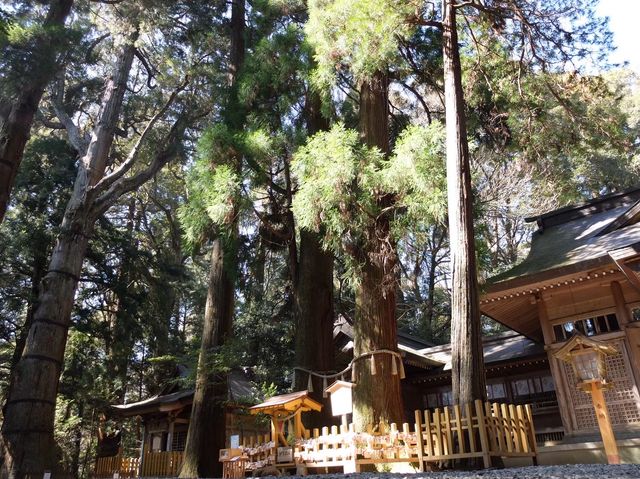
(525, 404, 538, 466)
(474, 400, 491, 468)
(414, 410, 425, 472)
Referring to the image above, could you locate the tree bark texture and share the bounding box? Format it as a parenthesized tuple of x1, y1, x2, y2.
(1, 33, 137, 479)
(0, 0, 74, 225)
(179, 1, 245, 476)
(352, 71, 403, 431)
(442, 0, 486, 406)
(293, 230, 335, 428)
(179, 239, 234, 478)
(290, 89, 335, 428)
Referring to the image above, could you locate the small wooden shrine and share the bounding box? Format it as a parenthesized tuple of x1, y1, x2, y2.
(249, 390, 322, 446)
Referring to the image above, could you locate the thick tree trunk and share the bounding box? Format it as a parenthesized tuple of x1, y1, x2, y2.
(179, 1, 245, 476)
(293, 230, 335, 428)
(352, 71, 403, 430)
(1, 34, 136, 479)
(0, 0, 74, 224)
(179, 238, 234, 478)
(442, 0, 486, 406)
(290, 90, 335, 428)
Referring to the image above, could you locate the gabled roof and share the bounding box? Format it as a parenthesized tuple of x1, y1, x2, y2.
(482, 188, 640, 339)
(333, 316, 443, 369)
(489, 189, 640, 288)
(418, 331, 545, 372)
(249, 390, 322, 415)
(111, 370, 257, 417)
(553, 332, 618, 363)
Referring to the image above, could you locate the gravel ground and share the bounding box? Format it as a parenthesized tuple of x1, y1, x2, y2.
(254, 464, 640, 479)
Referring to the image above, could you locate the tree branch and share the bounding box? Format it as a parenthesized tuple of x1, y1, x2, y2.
(51, 72, 90, 154)
(90, 114, 188, 219)
(92, 76, 189, 194)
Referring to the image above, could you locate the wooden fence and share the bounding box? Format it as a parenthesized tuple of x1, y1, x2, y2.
(414, 400, 537, 469)
(95, 401, 537, 477)
(94, 451, 182, 478)
(245, 400, 537, 473)
(94, 454, 140, 478)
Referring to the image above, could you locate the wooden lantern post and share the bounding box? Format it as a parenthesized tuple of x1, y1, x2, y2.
(553, 333, 620, 464)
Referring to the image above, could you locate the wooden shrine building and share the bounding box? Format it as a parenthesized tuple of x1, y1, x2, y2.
(109, 370, 267, 455)
(480, 187, 640, 460)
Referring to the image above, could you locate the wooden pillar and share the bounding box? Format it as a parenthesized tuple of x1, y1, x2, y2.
(537, 295, 574, 435)
(167, 416, 175, 452)
(535, 293, 555, 345)
(611, 280, 640, 390)
(589, 381, 621, 464)
(294, 411, 303, 440)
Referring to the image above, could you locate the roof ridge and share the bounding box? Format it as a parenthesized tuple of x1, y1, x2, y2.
(525, 186, 640, 229)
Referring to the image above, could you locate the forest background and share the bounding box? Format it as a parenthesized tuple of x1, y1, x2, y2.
(0, 0, 639, 477)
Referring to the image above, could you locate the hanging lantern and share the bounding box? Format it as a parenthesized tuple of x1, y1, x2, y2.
(391, 356, 398, 375)
(307, 373, 314, 392)
(370, 355, 377, 375)
(322, 376, 328, 398)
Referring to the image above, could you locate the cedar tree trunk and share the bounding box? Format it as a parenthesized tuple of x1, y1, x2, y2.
(0, 33, 137, 479)
(442, 0, 486, 406)
(0, 0, 74, 224)
(179, 238, 234, 478)
(179, 1, 245, 476)
(352, 71, 403, 430)
(291, 90, 335, 428)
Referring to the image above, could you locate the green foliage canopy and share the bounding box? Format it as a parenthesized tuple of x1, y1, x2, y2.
(305, 0, 415, 88)
(292, 122, 447, 277)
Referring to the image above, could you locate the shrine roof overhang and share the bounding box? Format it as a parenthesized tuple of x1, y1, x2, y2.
(481, 188, 640, 340)
(249, 390, 322, 416)
(110, 370, 257, 418)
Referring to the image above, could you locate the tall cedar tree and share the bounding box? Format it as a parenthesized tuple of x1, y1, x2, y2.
(0, 0, 74, 224)
(1, 24, 189, 475)
(442, 0, 486, 406)
(352, 71, 404, 429)
(291, 90, 335, 428)
(179, 1, 245, 476)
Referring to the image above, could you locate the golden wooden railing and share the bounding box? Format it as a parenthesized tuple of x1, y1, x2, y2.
(94, 451, 182, 478)
(95, 401, 537, 477)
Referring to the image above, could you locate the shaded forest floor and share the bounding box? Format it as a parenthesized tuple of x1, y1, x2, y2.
(246, 464, 640, 479)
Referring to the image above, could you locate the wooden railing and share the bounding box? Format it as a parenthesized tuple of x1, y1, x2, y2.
(94, 454, 140, 478)
(227, 401, 537, 474)
(96, 401, 537, 478)
(140, 451, 183, 477)
(415, 400, 537, 468)
(94, 451, 182, 478)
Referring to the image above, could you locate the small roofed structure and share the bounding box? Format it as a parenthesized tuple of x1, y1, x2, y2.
(249, 391, 322, 446)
